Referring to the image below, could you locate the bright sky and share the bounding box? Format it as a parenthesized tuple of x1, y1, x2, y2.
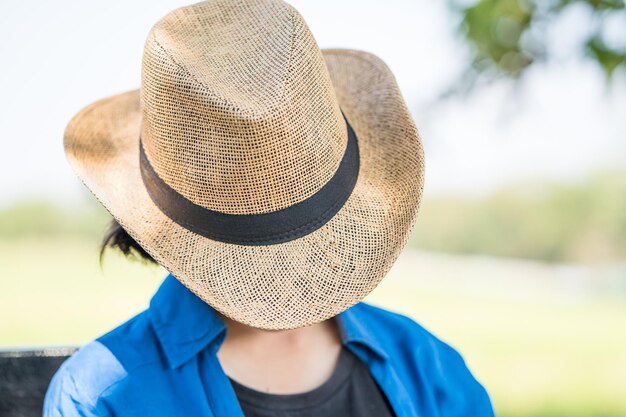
(1, 0, 624, 207)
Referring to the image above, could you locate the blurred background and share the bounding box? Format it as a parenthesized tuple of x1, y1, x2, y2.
(1, 0, 625, 416)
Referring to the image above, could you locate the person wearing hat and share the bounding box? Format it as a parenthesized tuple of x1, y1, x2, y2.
(44, 0, 494, 416)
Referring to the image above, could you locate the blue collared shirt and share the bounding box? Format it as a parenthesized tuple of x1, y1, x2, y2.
(44, 274, 494, 416)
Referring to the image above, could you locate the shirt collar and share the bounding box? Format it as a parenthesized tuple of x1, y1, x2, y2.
(149, 274, 388, 369)
(335, 304, 389, 361)
(149, 275, 226, 368)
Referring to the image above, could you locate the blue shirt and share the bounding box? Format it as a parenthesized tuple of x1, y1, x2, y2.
(44, 274, 494, 417)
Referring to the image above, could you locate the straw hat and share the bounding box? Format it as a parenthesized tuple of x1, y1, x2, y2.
(64, 0, 425, 330)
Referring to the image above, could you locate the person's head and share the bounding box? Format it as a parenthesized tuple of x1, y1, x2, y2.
(64, 0, 424, 331)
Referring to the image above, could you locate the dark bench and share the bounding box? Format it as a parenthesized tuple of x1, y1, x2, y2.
(0, 348, 77, 417)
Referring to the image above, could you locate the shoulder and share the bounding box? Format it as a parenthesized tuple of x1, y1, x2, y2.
(353, 301, 476, 371)
(95, 310, 163, 369)
(44, 311, 164, 416)
(43, 341, 124, 416)
(353, 302, 495, 415)
(352, 301, 445, 348)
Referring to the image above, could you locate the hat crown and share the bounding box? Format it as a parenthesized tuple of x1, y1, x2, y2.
(140, 0, 346, 215)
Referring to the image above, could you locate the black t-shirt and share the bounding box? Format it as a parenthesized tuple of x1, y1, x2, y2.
(227, 346, 396, 417)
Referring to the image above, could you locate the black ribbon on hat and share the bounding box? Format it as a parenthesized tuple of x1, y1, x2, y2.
(139, 113, 360, 245)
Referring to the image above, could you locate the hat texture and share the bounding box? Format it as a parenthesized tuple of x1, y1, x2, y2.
(64, 0, 425, 329)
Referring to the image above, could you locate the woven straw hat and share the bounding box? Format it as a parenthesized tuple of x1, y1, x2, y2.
(65, 0, 424, 330)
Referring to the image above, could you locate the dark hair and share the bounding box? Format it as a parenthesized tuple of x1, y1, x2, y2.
(100, 219, 157, 264)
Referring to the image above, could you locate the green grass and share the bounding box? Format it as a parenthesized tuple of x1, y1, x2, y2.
(1, 237, 625, 417)
(0, 237, 164, 345)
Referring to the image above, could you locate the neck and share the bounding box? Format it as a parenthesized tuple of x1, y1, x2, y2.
(215, 313, 343, 394)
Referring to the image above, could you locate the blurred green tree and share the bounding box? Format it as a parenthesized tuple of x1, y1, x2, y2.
(410, 170, 626, 263)
(451, 0, 626, 85)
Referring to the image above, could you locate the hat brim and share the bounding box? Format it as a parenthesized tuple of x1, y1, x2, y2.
(64, 49, 424, 330)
